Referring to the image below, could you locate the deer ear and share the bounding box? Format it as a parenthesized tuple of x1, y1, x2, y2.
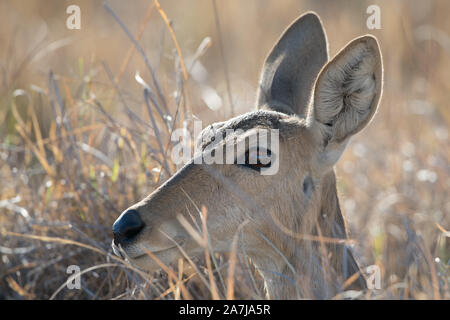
(312, 35, 383, 164)
(256, 12, 328, 117)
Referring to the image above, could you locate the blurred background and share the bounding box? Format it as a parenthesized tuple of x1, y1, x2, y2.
(0, 0, 448, 299)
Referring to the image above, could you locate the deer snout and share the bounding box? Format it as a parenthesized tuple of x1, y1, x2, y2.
(113, 209, 145, 245)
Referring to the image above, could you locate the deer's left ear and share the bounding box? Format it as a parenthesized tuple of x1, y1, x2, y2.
(311, 35, 383, 166)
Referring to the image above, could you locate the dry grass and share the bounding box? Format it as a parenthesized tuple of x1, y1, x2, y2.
(0, 0, 449, 299)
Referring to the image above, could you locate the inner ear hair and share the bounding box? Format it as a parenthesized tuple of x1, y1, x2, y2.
(312, 35, 383, 145)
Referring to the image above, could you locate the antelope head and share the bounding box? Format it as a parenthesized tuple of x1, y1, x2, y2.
(112, 12, 383, 299)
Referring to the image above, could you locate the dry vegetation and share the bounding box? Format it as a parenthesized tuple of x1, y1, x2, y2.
(0, 0, 449, 299)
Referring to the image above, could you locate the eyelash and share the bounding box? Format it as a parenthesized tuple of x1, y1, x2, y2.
(240, 149, 272, 172)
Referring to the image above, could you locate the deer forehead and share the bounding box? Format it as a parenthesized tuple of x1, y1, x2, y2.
(197, 109, 308, 151)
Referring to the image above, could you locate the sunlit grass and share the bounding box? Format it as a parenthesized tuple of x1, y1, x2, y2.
(0, 0, 448, 300)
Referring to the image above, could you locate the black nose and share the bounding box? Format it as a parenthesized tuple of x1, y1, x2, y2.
(113, 209, 145, 245)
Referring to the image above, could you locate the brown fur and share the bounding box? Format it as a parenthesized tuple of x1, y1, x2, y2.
(113, 12, 383, 299)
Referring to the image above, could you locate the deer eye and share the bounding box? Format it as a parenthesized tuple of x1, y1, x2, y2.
(239, 148, 272, 172)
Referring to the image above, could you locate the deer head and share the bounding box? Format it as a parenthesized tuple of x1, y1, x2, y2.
(112, 12, 383, 299)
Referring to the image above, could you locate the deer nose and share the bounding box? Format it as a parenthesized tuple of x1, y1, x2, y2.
(113, 209, 145, 245)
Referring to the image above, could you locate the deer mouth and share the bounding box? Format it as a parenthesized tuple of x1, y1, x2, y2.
(111, 238, 186, 273)
(112, 240, 179, 258)
(115, 244, 182, 272)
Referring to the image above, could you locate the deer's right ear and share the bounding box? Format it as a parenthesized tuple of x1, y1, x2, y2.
(311, 35, 383, 168)
(256, 12, 329, 117)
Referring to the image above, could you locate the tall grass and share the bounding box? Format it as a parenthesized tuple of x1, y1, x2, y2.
(0, 0, 449, 299)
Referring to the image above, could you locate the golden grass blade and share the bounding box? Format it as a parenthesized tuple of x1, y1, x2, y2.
(28, 98, 46, 160)
(6, 276, 35, 300)
(159, 229, 213, 293)
(154, 0, 188, 80)
(14, 123, 55, 177)
(38, 124, 103, 146)
(3, 230, 107, 257)
(175, 258, 183, 300)
(226, 220, 248, 300)
(156, 272, 197, 300)
(11, 97, 56, 176)
(342, 270, 365, 291)
(270, 209, 356, 245)
(177, 214, 205, 247)
(226, 233, 238, 300)
(142, 248, 193, 300)
(105, 3, 155, 108)
(116, 4, 155, 86)
(200, 206, 221, 300)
